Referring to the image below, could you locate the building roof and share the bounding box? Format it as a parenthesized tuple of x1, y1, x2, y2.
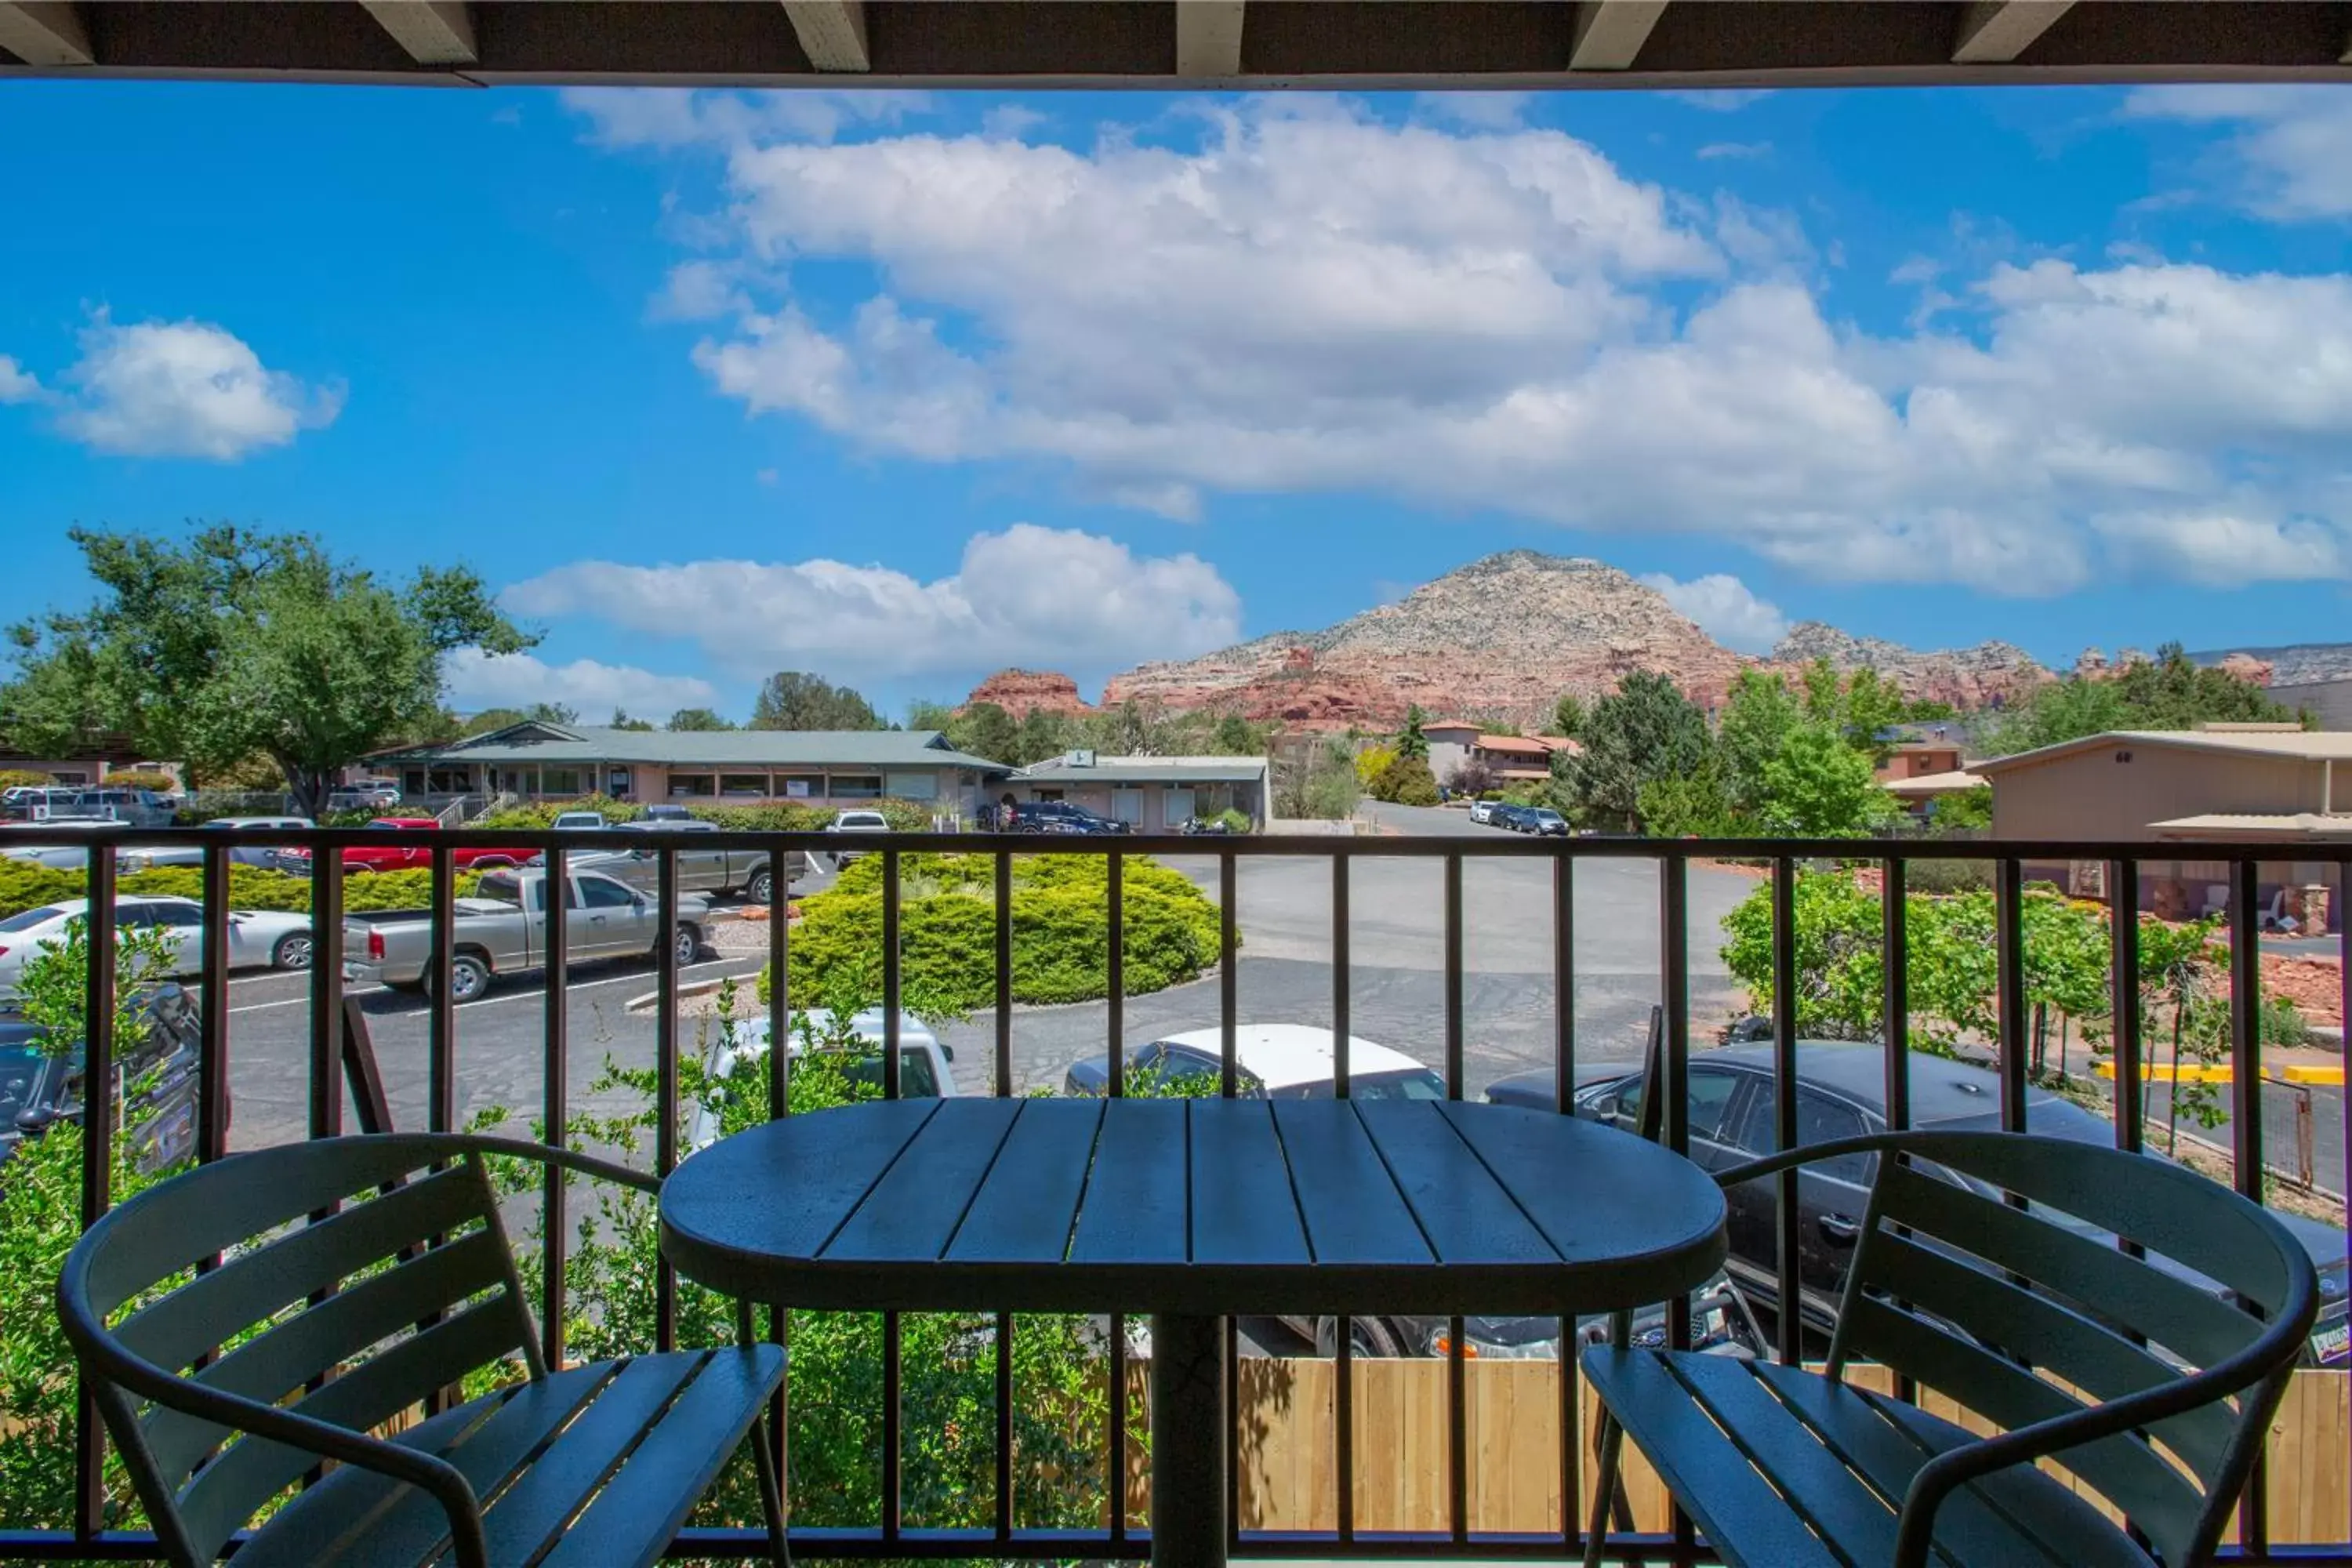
(1971, 728, 2352, 775)
(8, 4, 2347, 89)
(1475, 734, 1564, 757)
(2151, 813, 2352, 841)
(1882, 768, 1988, 797)
(1016, 754, 1269, 786)
(387, 722, 1008, 774)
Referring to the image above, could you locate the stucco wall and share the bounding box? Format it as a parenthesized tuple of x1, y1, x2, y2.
(1991, 746, 2324, 840)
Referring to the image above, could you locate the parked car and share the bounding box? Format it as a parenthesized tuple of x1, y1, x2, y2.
(550, 810, 610, 832)
(686, 1008, 960, 1148)
(274, 818, 531, 875)
(1062, 1025, 1445, 1101)
(1486, 804, 1532, 832)
(5, 785, 96, 822)
(1522, 808, 1570, 837)
(113, 815, 318, 873)
(1487, 1042, 2351, 1367)
(641, 803, 696, 822)
(325, 778, 401, 811)
(63, 787, 177, 828)
(826, 808, 894, 864)
(1002, 799, 1131, 835)
(0, 895, 316, 1000)
(0, 817, 129, 866)
(1466, 799, 1497, 826)
(0, 985, 208, 1172)
(343, 867, 710, 1003)
(559, 819, 804, 905)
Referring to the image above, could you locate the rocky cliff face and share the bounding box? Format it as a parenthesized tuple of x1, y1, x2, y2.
(1105, 551, 1750, 729)
(960, 669, 1094, 719)
(1767, 622, 2048, 710)
(2190, 643, 2352, 686)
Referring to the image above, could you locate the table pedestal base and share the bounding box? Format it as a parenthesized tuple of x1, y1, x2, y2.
(1149, 1312, 1227, 1568)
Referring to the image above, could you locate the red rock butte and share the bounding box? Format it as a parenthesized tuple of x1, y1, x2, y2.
(959, 669, 1097, 720)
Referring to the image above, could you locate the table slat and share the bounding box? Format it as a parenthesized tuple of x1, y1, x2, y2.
(1068, 1098, 1189, 1265)
(1439, 1101, 1711, 1268)
(1272, 1101, 1432, 1267)
(1354, 1101, 1555, 1266)
(670, 1095, 939, 1264)
(947, 1099, 1105, 1264)
(1189, 1101, 1310, 1266)
(825, 1096, 1025, 1262)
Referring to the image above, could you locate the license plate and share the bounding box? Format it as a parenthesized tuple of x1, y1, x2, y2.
(2314, 1324, 2350, 1367)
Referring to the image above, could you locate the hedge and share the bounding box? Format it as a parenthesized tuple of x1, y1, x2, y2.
(0, 861, 484, 920)
(765, 851, 1228, 1014)
(473, 794, 936, 833)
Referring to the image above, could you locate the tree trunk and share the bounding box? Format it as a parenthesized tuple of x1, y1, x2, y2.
(276, 754, 332, 820)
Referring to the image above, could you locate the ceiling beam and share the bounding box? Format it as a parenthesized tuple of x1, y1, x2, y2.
(0, 2, 90, 66)
(1951, 0, 2074, 64)
(1569, 1, 1668, 71)
(1175, 0, 1246, 78)
(782, 0, 868, 71)
(357, 1, 475, 64)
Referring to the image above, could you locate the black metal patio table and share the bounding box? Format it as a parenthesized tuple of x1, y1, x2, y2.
(659, 1094, 1730, 1567)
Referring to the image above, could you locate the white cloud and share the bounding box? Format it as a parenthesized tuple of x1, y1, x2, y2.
(442, 649, 719, 717)
(502, 524, 1243, 679)
(585, 93, 2352, 593)
(1664, 89, 1774, 112)
(1696, 142, 1769, 161)
(0, 355, 41, 404)
(1417, 92, 1532, 130)
(25, 314, 343, 459)
(1638, 572, 1791, 652)
(2126, 86, 2352, 220)
(2092, 510, 2351, 586)
(565, 87, 934, 150)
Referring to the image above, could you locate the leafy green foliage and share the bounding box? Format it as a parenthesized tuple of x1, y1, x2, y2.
(1397, 705, 1430, 760)
(946, 699, 1020, 764)
(1982, 642, 2298, 756)
(1635, 756, 1742, 839)
(776, 852, 1226, 1012)
(750, 671, 884, 731)
(1367, 753, 1439, 806)
(470, 793, 934, 833)
(1277, 737, 1361, 820)
(1559, 671, 1711, 831)
(1, 524, 531, 818)
(665, 706, 735, 731)
(0, 859, 485, 920)
(0, 768, 55, 789)
(607, 709, 657, 731)
(1756, 726, 1898, 837)
(1551, 692, 1586, 739)
(1930, 785, 1994, 831)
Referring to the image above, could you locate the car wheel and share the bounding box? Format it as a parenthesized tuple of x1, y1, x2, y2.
(1315, 1315, 1410, 1359)
(668, 924, 700, 969)
(745, 867, 773, 905)
(271, 932, 314, 971)
(434, 953, 492, 1004)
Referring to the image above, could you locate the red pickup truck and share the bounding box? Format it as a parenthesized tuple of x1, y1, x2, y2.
(274, 818, 533, 874)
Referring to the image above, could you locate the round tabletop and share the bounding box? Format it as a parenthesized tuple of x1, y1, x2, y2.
(660, 1095, 1727, 1317)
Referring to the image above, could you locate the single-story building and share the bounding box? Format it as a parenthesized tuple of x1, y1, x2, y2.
(998, 752, 1272, 832)
(2271, 677, 2352, 732)
(1972, 725, 2350, 930)
(0, 746, 183, 789)
(375, 721, 1008, 817)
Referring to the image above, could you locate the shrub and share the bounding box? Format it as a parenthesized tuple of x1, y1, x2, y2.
(1903, 858, 1993, 895)
(768, 852, 1228, 1012)
(0, 768, 56, 790)
(472, 795, 935, 833)
(1369, 754, 1440, 807)
(0, 862, 481, 920)
(102, 770, 177, 793)
(1212, 808, 1252, 834)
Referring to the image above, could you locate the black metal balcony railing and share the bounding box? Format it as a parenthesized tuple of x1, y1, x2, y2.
(3, 823, 2347, 1564)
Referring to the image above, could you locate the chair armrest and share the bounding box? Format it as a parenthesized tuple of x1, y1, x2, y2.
(1709, 1130, 1920, 1189)
(389, 1131, 664, 1196)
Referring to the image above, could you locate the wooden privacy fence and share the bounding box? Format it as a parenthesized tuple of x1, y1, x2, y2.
(1109, 1360, 2350, 1542)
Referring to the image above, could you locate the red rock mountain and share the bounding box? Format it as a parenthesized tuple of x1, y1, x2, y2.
(1767, 622, 2049, 710)
(960, 669, 1095, 720)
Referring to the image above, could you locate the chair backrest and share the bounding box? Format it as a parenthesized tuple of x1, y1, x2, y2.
(1829, 1131, 2319, 1568)
(57, 1134, 543, 1566)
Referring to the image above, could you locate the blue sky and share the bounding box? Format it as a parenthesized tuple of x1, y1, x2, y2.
(5, 80, 2351, 721)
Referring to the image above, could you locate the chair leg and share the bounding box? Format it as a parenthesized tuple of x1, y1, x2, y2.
(750, 1412, 792, 1568)
(1582, 1410, 1622, 1568)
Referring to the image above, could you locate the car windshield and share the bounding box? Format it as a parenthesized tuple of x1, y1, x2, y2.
(1347, 1068, 1448, 1101)
(0, 905, 67, 933)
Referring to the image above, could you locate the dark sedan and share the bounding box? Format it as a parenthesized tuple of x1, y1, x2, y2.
(1001, 800, 1131, 835)
(1, 985, 208, 1173)
(1486, 1042, 2350, 1367)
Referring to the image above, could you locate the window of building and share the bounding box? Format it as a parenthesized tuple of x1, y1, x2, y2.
(720, 773, 770, 798)
(830, 774, 883, 800)
(669, 773, 717, 798)
(540, 768, 583, 797)
(779, 774, 823, 800)
(607, 768, 633, 799)
(884, 771, 938, 801)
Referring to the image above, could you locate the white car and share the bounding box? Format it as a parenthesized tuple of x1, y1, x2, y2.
(1062, 1024, 1446, 1101)
(687, 1008, 959, 1149)
(1, 818, 129, 868)
(1466, 799, 1496, 825)
(824, 808, 893, 865)
(550, 811, 610, 832)
(116, 815, 316, 872)
(0, 895, 316, 998)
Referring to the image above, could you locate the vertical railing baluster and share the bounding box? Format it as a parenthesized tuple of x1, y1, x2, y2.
(1994, 858, 2027, 1134)
(198, 843, 230, 1163)
(1330, 851, 1353, 1544)
(1443, 850, 1466, 1544)
(655, 844, 679, 1353)
(1104, 841, 1127, 1548)
(1658, 854, 1693, 1563)
(1443, 853, 1464, 1097)
(766, 834, 790, 1532)
(1220, 851, 1237, 1099)
(880, 844, 902, 1544)
(1553, 853, 1578, 1548)
(1881, 854, 1915, 1406)
(2109, 859, 2142, 1156)
(883, 847, 902, 1101)
(429, 845, 455, 1134)
(74, 841, 118, 1541)
(993, 847, 1013, 1546)
(2230, 856, 2268, 1557)
(1770, 855, 1801, 1368)
(1331, 856, 1350, 1094)
(541, 845, 567, 1371)
(310, 844, 346, 1141)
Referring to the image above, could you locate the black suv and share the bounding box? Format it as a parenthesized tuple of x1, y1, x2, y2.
(0, 985, 208, 1173)
(1002, 800, 1131, 835)
(1486, 1042, 2350, 1366)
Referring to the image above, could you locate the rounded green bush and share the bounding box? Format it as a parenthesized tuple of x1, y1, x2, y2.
(0, 861, 482, 919)
(769, 851, 1228, 1014)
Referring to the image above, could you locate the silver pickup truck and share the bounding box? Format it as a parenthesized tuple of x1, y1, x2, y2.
(343, 867, 711, 1003)
(548, 822, 805, 905)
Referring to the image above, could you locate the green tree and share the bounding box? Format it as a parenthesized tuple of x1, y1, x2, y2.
(1756, 725, 1897, 837)
(903, 699, 959, 732)
(946, 701, 1020, 764)
(1933, 785, 1994, 831)
(1013, 708, 1076, 767)
(1370, 753, 1440, 806)
(1397, 704, 1430, 760)
(1, 525, 531, 818)
(1562, 671, 1711, 831)
(460, 706, 529, 737)
(1799, 662, 1909, 763)
(1636, 755, 1741, 838)
(1208, 712, 1263, 756)
(749, 671, 883, 731)
(1983, 641, 2296, 756)
(608, 708, 656, 731)
(1716, 670, 1804, 817)
(1551, 692, 1587, 739)
(1084, 697, 1178, 757)
(665, 706, 734, 732)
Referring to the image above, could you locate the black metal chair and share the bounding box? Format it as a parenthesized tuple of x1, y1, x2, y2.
(1581, 1129, 2319, 1568)
(57, 1132, 789, 1568)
